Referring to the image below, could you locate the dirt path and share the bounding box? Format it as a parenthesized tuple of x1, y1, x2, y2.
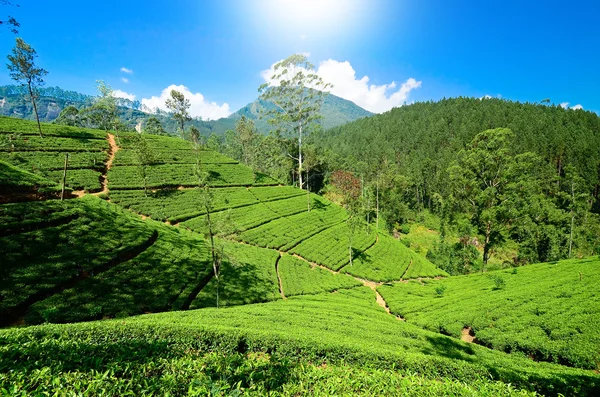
(275, 253, 286, 299)
(288, 253, 404, 320)
(92, 133, 119, 197)
(461, 327, 476, 343)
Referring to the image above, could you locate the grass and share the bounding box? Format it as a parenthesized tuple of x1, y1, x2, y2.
(377, 257, 600, 369)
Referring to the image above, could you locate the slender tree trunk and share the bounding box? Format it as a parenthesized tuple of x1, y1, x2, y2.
(376, 180, 379, 230)
(28, 83, 43, 138)
(483, 222, 492, 268)
(61, 153, 69, 200)
(298, 124, 303, 189)
(306, 168, 310, 212)
(568, 182, 575, 258)
(205, 198, 220, 308)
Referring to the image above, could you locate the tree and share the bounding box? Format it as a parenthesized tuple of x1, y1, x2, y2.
(1, 1, 19, 34)
(6, 37, 47, 137)
(131, 133, 153, 196)
(143, 116, 166, 135)
(193, 157, 233, 308)
(258, 54, 331, 189)
(448, 128, 539, 265)
(330, 170, 362, 266)
(165, 89, 191, 137)
(234, 116, 259, 166)
(54, 105, 81, 126)
(80, 80, 121, 140)
(189, 125, 201, 148)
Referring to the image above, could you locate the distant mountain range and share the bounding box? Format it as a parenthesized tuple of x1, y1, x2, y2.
(0, 85, 373, 135)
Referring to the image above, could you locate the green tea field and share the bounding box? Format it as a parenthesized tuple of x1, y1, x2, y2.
(1, 117, 599, 396)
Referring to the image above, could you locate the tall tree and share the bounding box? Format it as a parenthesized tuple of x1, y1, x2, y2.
(131, 133, 154, 196)
(6, 37, 47, 137)
(448, 128, 539, 265)
(330, 170, 363, 266)
(234, 116, 259, 166)
(143, 116, 166, 136)
(165, 89, 191, 138)
(54, 105, 81, 127)
(80, 80, 120, 140)
(258, 54, 331, 189)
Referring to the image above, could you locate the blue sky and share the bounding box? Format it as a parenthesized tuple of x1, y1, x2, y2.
(0, 0, 598, 118)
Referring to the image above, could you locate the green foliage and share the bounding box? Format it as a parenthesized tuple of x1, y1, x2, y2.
(110, 187, 259, 222)
(143, 115, 167, 135)
(182, 194, 312, 235)
(289, 221, 376, 271)
(426, 239, 482, 275)
(319, 97, 600, 261)
(278, 254, 361, 296)
(191, 240, 280, 308)
(435, 285, 447, 297)
(165, 89, 191, 136)
(0, 159, 62, 194)
(488, 274, 506, 290)
(342, 234, 442, 281)
(1, 287, 597, 396)
(0, 195, 213, 324)
(378, 258, 600, 369)
(6, 38, 48, 136)
(108, 163, 278, 189)
(237, 198, 346, 250)
(258, 54, 331, 188)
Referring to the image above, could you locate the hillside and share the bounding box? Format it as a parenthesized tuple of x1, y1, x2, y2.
(0, 116, 443, 324)
(2, 117, 599, 396)
(316, 97, 600, 266)
(0, 84, 372, 135)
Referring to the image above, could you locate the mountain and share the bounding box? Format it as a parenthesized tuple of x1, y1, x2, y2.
(0, 85, 373, 135)
(229, 94, 373, 132)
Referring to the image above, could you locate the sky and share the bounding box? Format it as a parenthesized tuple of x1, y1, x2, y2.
(0, 0, 598, 119)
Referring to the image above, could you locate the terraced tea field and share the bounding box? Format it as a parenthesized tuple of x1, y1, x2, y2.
(378, 258, 600, 370)
(2, 117, 599, 396)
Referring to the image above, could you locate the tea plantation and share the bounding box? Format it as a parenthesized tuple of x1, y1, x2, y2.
(1, 117, 599, 396)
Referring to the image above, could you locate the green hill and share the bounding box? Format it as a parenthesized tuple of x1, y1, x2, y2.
(0, 85, 372, 135)
(1, 116, 599, 396)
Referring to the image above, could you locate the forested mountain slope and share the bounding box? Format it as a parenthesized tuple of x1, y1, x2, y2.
(317, 97, 600, 265)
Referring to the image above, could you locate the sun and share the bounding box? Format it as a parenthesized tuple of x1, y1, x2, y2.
(260, 0, 361, 36)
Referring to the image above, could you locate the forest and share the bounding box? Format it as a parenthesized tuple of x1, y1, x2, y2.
(202, 97, 600, 272)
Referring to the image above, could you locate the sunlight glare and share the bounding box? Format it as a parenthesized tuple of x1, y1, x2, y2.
(261, 0, 360, 36)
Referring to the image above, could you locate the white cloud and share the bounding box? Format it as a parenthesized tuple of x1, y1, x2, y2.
(121, 77, 129, 83)
(560, 102, 569, 108)
(479, 95, 493, 100)
(113, 89, 136, 101)
(120, 67, 133, 74)
(571, 104, 583, 110)
(300, 33, 308, 40)
(261, 58, 421, 113)
(141, 84, 231, 120)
